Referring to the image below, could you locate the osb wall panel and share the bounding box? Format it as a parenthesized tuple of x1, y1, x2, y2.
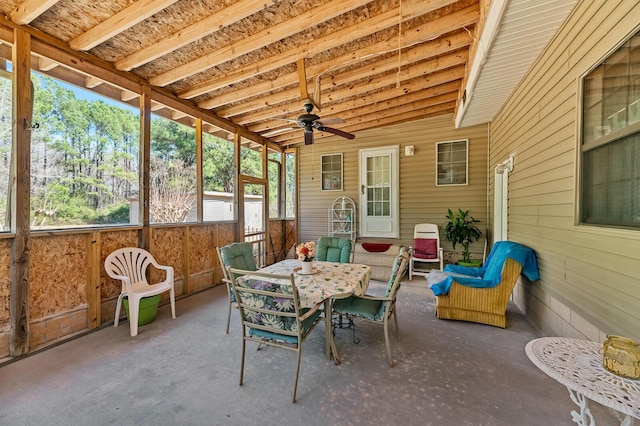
(30, 235, 87, 318)
(268, 220, 283, 265)
(215, 223, 237, 281)
(151, 227, 184, 283)
(285, 220, 296, 258)
(216, 223, 236, 246)
(0, 239, 10, 326)
(100, 230, 138, 300)
(189, 225, 214, 274)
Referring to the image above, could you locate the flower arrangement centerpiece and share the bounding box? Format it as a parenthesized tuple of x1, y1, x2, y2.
(296, 241, 316, 262)
(296, 241, 316, 273)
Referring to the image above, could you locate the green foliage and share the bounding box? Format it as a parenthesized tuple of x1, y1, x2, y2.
(95, 201, 131, 224)
(4, 73, 266, 229)
(444, 208, 482, 263)
(202, 132, 234, 193)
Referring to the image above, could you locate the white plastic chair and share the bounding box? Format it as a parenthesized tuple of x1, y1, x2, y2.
(105, 247, 176, 336)
(409, 223, 444, 279)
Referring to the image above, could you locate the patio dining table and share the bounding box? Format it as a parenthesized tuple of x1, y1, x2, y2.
(248, 259, 372, 363)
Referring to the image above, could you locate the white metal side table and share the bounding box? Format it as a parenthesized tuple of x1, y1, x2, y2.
(526, 337, 640, 425)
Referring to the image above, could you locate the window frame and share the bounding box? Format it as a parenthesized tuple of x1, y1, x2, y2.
(320, 153, 343, 191)
(435, 139, 469, 186)
(578, 28, 640, 230)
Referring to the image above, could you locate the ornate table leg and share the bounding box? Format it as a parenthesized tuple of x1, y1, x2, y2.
(567, 388, 595, 426)
(621, 415, 635, 426)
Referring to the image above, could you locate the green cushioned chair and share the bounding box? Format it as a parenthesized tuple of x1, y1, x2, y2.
(316, 236, 352, 263)
(228, 268, 323, 403)
(217, 242, 258, 334)
(333, 247, 410, 367)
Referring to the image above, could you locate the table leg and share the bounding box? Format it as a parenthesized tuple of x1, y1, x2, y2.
(324, 299, 340, 365)
(567, 388, 595, 426)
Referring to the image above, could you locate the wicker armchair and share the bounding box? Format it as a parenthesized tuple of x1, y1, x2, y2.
(428, 241, 539, 328)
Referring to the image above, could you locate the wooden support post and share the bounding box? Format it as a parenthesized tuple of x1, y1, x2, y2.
(196, 118, 203, 223)
(234, 132, 242, 242)
(10, 28, 31, 356)
(87, 231, 101, 329)
(139, 85, 151, 250)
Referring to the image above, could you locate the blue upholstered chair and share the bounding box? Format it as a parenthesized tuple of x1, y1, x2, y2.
(227, 268, 323, 403)
(316, 237, 352, 263)
(217, 242, 257, 334)
(332, 247, 410, 367)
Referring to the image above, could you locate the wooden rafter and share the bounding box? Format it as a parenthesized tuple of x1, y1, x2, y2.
(69, 0, 180, 51)
(1, 0, 484, 149)
(149, 0, 372, 86)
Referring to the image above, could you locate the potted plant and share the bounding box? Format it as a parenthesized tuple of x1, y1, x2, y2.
(444, 208, 483, 266)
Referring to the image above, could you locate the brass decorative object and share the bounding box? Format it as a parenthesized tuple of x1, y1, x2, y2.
(603, 335, 640, 379)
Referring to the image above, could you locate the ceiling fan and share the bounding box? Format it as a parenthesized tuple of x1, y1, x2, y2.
(279, 101, 355, 145)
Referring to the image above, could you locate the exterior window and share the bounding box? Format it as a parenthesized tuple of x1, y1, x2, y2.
(202, 126, 235, 222)
(580, 30, 640, 229)
(285, 151, 295, 218)
(321, 153, 342, 191)
(268, 151, 281, 218)
(149, 111, 196, 224)
(0, 54, 11, 232)
(436, 139, 468, 186)
(29, 71, 140, 229)
(240, 141, 262, 178)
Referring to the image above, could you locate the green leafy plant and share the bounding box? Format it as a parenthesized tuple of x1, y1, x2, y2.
(444, 208, 482, 263)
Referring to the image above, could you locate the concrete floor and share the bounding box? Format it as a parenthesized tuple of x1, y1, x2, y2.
(0, 279, 622, 425)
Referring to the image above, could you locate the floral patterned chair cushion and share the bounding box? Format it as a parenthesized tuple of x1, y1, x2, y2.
(235, 277, 321, 345)
(334, 247, 409, 321)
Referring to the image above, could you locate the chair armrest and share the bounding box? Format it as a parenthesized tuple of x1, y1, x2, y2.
(299, 302, 323, 321)
(444, 264, 483, 277)
(354, 294, 393, 302)
(150, 262, 175, 282)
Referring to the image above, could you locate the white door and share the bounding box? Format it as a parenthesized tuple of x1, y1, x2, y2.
(359, 146, 399, 238)
(493, 156, 513, 241)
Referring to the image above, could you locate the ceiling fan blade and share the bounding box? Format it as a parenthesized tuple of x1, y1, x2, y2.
(318, 126, 355, 140)
(273, 117, 301, 125)
(261, 127, 298, 137)
(315, 117, 345, 126)
(304, 129, 314, 145)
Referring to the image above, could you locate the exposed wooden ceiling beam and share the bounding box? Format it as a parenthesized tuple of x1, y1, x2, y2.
(114, 0, 281, 71)
(10, 0, 60, 25)
(225, 51, 468, 121)
(180, 0, 473, 100)
(236, 65, 465, 128)
(197, 23, 474, 110)
(149, 0, 373, 86)
(69, 0, 180, 51)
(251, 89, 459, 134)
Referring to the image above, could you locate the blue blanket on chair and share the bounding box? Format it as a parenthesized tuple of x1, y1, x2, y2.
(428, 241, 540, 296)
